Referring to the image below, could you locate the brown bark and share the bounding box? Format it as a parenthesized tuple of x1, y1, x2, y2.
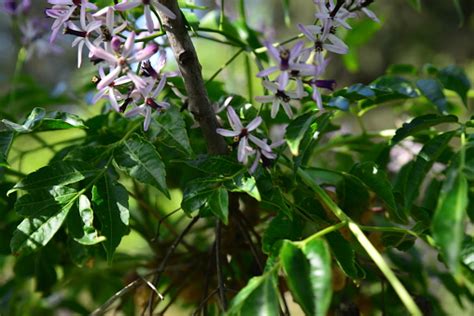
(156, 0, 228, 155)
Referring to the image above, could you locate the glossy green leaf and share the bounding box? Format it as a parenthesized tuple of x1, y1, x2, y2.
(262, 213, 304, 254)
(14, 186, 78, 217)
(286, 112, 317, 156)
(181, 178, 220, 215)
(404, 131, 456, 209)
(360, 76, 418, 109)
(208, 187, 229, 224)
(280, 238, 332, 316)
(226, 174, 261, 201)
(182, 154, 243, 176)
(115, 134, 169, 197)
(336, 173, 370, 218)
(351, 162, 407, 223)
(432, 170, 468, 274)
(10, 188, 78, 255)
(461, 237, 474, 272)
(437, 65, 471, 107)
(326, 232, 365, 279)
(391, 114, 458, 145)
(69, 195, 106, 246)
(1, 108, 86, 133)
(152, 106, 193, 156)
(226, 271, 279, 316)
(327, 96, 350, 111)
(9, 161, 98, 194)
(92, 175, 130, 262)
(416, 79, 448, 113)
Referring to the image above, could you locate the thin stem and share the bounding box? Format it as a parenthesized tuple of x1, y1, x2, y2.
(205, 48, 245, 85)
(146, 216, 199, 314)
(215, 220, 228, 311)
(298, 221, 348, 246)
(297, 168, 422, 316)
(244, 55, 254, 103)
(219, 0, 225, 30)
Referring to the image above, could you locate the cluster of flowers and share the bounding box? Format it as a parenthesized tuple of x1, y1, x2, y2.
(218, 0, 379, 170)
(39, 0, 378, 172)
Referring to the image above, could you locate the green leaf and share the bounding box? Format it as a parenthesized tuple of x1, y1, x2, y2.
(0, 131, 14, 166)
(92, 175, 130, 262)
(351, 162, 407, 223)
(336, 173, 370, 218)
(391, 114, 458, 145)
(68, 195, 106, 246)
(280, 239, 332, 316)
(437, 65, 471, 107)
(432, 169, 468, 275)
(152, 106, 193, 156)
(115, 134, 169, 197)
(208, 187, 229, 224)
(387, 64, 418, 75)
(226, 271, 279, 316)
(326, 232, 365, 279)
(182, 10, 200, 31)
(181, 178, 220, 215)
(404, 131, 456, 209)
(360, 76, 418, 109)
(226, 174, 261, 201)
(14, 186, 78, 217)
(9, 161, 98, 194)
(286, 112, 317, 156)
(416, 79, 448, 113)
(262, 213, 304, 254)
(327, 96, 350, 111)
(10, 188, 78, 255)
(182, 154, 244, 176)
(334, 83, 375, 101)
(1, 108, 86, 133)
(461, 237, 474, 272)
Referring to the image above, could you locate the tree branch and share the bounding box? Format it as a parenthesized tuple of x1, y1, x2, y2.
(157, 0, 228, 155)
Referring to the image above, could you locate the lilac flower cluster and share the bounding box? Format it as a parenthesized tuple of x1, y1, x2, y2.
(45, 0, 178, 131)
(42, 0, 378, 173)
(218, 0, 379, 171)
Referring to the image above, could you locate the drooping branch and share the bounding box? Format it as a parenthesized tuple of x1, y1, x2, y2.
(157, 0, 228, 155)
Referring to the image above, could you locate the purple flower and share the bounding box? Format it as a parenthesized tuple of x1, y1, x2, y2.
(64, 16, 102, 68)
(90, 32, 159, 91)
(216, 107, 271, 164)
(46, 0, 97, 43)
(298, 22, 348, 67)
(124, 76, 170, 131)
(115, 0, 176, 33)
(257, 41, 316, 89)
(313, 0, 355, 29)
(92, 66, 131, 112)
(255, 80, 307, 119)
